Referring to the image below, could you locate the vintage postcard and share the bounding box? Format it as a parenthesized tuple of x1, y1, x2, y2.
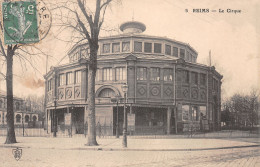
(0, 0, 259, 166)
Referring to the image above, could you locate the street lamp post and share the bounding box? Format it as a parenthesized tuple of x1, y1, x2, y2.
(121, 84, 128, 148)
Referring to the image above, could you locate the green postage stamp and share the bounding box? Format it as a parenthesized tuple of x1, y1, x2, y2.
(2, 0, 39, 45)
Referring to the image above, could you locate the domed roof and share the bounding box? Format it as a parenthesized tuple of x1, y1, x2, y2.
(120, 21, 146, 33)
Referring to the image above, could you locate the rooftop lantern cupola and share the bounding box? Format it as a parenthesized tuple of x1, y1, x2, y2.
(120, 21, 146, 34)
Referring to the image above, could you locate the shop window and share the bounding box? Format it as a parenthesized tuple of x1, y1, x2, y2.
(122, 42, 130, 52)
(59, 74, 65, 86)
(134, 41, 142, 52)
(25, 115, 29, 123)
(200, 73, 206, 86)
(183, 70, 189, 83)
(165, 45, 171, 55)
(144, 42, 152, 53)
(191, 106, 199, 121)
(75, 70, 81, 84)
(173, 47, 178, 57)
(112, 43, 120, 53)
(16, 114, 21, 123)
(154, 43, 162, 53)
(66, 72, 73, 85)
(150, 68, 160, 81)
(103, 68, 112, 81)
(137, 67, 147, 81)
(163, 68, 173, 81)
(191, 72, 198, 85)
(103, 43, 110, 53)
(180, 49, 185, 59)
(182, 105, 189, 121)
(115, 67, 126, 81)
(200, 106, 207, 120)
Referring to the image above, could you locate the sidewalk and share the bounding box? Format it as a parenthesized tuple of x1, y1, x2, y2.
(0, 136, 259, 151)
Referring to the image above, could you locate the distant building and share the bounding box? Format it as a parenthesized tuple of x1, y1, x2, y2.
(45, 21, 222, 136)
(0, 90, 40, 128)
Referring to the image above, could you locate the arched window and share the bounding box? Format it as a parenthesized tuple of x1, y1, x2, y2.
(16, 114, 21, 123)
(33, 116, 37, 122)
(98, 88, 116, 98)
(25, 115, 29, 123)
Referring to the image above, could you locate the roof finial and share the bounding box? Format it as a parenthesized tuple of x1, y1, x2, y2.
(132, 10, 134, 21)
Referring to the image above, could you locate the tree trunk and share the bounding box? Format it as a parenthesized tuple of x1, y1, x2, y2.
(5, 47, 17, 144)
(86, 67, 98, 146)
(86, 46, 98, 146)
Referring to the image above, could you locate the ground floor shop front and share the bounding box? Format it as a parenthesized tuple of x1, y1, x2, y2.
(46, 103, 218, 136)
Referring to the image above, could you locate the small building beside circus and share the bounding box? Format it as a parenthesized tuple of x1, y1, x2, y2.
(44, 21, 222, 136)
(0, 90, 41, 128)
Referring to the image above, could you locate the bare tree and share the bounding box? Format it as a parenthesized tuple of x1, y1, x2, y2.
(53, 0, 114, 146)
(222, 89, 259, 129)
(0, 1, 51, 143)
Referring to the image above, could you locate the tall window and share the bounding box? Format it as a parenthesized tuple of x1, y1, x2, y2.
(191, 72, 198, 85)
(0, 100, 3, 108)
(103, 43, 110, 53)
(180, 49, 185, 59)
(96, 69, 102, 81)
(15, 102, 20, 110)
(59, 74, 65, 86)
(75, 70, 81, 84)
(16, 114, 21, 123)
(122, 42, 130, 52)
(144, 42, 152, 53)
(165, 45, 171, 55)
(66, 72, 73, 85)
(200, 73, 206, 86)
(137, 67, 147, 80)
(47, 79, 52, 91)
(150, 68, 160, 81)
(116, 67, 126, 81)
(103, 68, 112, 81)
(112, 43, 120, 53)
(183, 70, 189, 83)
(173, 47, 178, 57)
(163, 68, 173, 81)
(154, 43, 162, 53)
(134, 41, 142, 52)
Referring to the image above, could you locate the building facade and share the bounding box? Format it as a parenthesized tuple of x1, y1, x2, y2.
(45, 21, 222, 136)
(0, 91, 40, 128)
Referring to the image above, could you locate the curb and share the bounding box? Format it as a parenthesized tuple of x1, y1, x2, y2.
(70, 144, 260, 152)
(1, 144, 259, 152)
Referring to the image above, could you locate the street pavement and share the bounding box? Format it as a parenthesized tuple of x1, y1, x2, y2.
(0, 136, 259, 151)
(0, 131, 259, 167)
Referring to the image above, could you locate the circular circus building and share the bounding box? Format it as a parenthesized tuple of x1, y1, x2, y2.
(45, 21, 222, 136)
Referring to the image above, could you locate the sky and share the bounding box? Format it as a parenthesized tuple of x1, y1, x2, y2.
(0, 0, 259, 100)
